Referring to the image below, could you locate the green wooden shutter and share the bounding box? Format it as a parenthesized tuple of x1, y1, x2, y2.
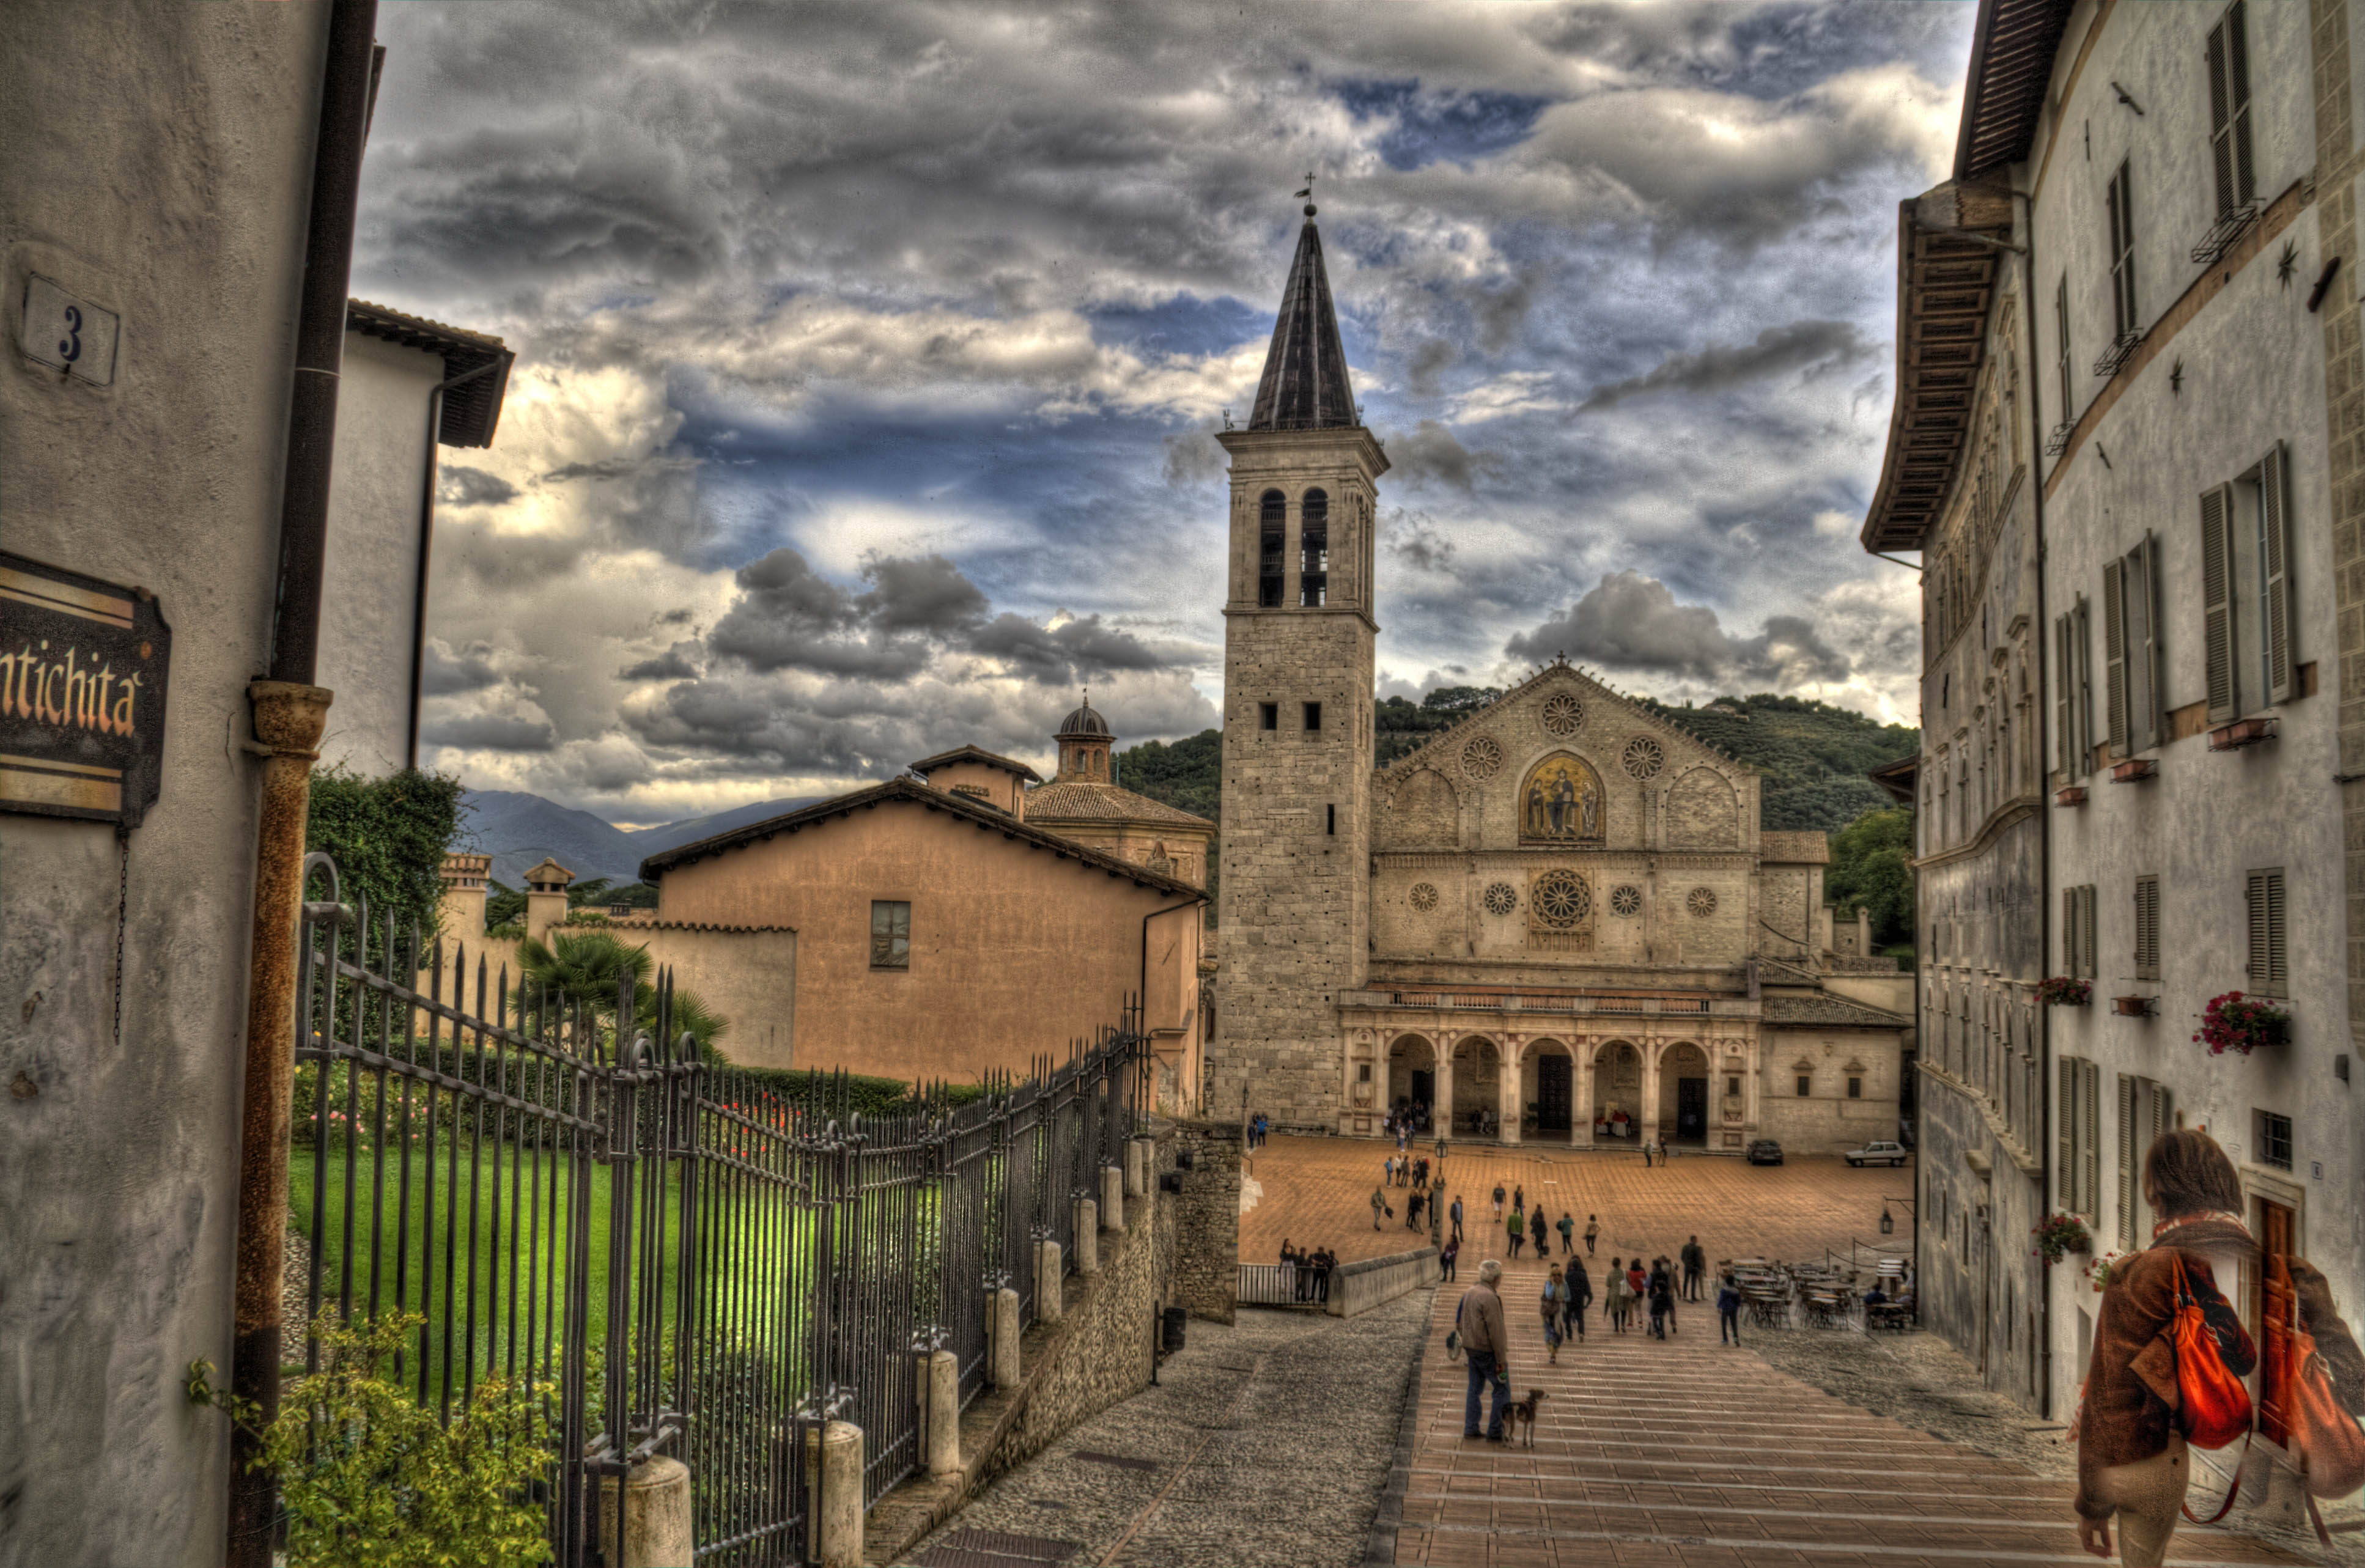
(2073, 597, 2094, 772)
(2104, 558, 2128, 755)
(2063, 886, 2081, 977)
(2135, 534, 2162, 752)
(2247, 870, 2273, 989)
(2202, 485, 2237, 720)
(2265, 441, 2295, 705)
(2117, 1073, 2138, 1250)
(2083, 1062, 2103, 1224)
(2134, 875, 2160, 979)
(2207, 18, 2235, 215)
(2082, 886, 2098, 979)
(2054, 615, 2073, 781)
(2229, 0, 2255, 204)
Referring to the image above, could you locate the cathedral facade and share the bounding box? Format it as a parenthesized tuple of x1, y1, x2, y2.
(1210, 205, 1909, 1150)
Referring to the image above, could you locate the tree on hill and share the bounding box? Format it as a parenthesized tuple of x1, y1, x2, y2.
(1824, 806, 1915, 948)
(1115, 729, 1221, 822)
(1636, 692, 1919, 835)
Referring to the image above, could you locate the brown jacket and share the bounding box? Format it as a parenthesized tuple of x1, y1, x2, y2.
(2289, 1258, 2365, 1415)
(2075, 1217, 2257, 1520)
(1458, 1282, 1508, 1361)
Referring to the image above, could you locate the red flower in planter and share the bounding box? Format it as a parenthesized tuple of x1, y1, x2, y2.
(2193, 990, 2292, 1056)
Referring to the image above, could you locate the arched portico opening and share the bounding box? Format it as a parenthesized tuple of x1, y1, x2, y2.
(1450, 1036, 1502, 1138)
(1521, 1039, 1575, 1143)
(1387, 1033, 1439, 1130)
(1658, 1041, 1711, 1145)
(1591, 1040, 1640, 1141)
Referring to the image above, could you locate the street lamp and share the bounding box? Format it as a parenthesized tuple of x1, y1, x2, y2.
(1879, 1194, 1916, 1237)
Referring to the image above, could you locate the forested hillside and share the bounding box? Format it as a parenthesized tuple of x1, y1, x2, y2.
(1115, 690, 1917, 839)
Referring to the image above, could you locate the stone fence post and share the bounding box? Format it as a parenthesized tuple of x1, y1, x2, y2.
(924, 1349, 959, 1478)
(811, 1421, 863, 1568)
(1099, 1163, 1125, 1230)
(1073, 1198, 1099, 1273)
(1035, 1240, 1063, 1323)
(990, 1287, 1022, 1386)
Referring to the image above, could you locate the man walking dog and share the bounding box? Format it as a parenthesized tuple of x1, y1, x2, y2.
(1456, 1259, 1513, 1441)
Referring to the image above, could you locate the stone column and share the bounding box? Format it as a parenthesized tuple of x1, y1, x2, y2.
(1574, 1043, 1596, 1148)
(1431, 1045, 1453, 1141)
(1073, 1198, 1099, 1273)
(1126, 1136, 1153, 1198)
(814, 1422, 863, 1568)
(989, 1287, 1022, 1387)
(1100, 1163, 1125, 1231)
(924, 1349, 960, 1478)
(1640, 1040, 1663, 1147)
(591, 1456, 692, 1568)
(1497, 1039, 1521, 1145)
(1035, 1240, 1063, 1323)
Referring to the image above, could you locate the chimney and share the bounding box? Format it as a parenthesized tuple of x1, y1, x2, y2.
(523, 857, 574, 945)
(439, 851, 492, 938)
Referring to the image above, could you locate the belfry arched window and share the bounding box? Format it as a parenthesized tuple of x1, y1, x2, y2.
(1258, 490, 1285, 607)
(1299, 488, 1328, 606)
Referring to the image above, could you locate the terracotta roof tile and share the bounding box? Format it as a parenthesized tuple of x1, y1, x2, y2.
(1024, 782, 1213, 826)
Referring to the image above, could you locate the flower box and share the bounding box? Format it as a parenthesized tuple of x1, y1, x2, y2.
(2054, 786, 2089, 807)
(2034, 1212, 2094, 1265)
(2038, 976, 2092, 1006)
(2208, 716, 2277, 751)
(2111, 758, 2158, 783)
(2196, 991, 2292, 1054)
(2112, 995, 2157, 1017)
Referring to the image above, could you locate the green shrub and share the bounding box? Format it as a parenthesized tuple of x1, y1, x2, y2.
(305, 767, 466, 940)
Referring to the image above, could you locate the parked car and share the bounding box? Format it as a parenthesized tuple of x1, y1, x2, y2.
(1845, 1140, 1910, 1167)
(1746, 1139, 1784, 1165)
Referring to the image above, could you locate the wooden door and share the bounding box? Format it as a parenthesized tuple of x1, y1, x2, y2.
(2256, 1199, 2295, 1444)
(1676, 1077, 1708, 1139)
(1537, 1055, 1571, 1132)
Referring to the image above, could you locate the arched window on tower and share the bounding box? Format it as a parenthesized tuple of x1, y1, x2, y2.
(1300, 488, 1329, 606)
(1258, 490, 1286, 607)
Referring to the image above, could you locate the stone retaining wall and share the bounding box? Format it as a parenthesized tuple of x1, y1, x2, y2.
(1168, 1117, 1242, 1323)
(1326, 1245, 1439, 1319)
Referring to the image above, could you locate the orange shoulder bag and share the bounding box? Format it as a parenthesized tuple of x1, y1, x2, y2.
(2265, 1256, 2365, 1501)
(2169, 1252, 2256, 1452)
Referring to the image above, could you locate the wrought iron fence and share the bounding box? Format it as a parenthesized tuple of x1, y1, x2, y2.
(287, 855, 1146, 1564)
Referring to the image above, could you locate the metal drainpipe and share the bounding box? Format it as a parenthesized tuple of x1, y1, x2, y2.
(229, 1, 379, 1561)
(2018, 182, 2056, 1421)
(404, 359, 501, 768)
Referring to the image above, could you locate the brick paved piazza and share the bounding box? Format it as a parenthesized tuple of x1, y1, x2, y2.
(1239, 1134, 1913, 1270)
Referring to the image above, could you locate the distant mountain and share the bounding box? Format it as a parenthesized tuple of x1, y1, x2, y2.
(459, 789, 828, 887)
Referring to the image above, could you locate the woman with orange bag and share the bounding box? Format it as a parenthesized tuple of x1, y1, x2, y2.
(2074, 1130, 2258, 1566)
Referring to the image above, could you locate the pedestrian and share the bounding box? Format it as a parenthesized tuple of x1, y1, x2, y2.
(1450, 1194, 1464, 1243)
(1717, 1274, 1743, 1345)
(1513, 1183, 1525, 1214)
(1584, 1214, 1599, 1256)
(1491, 1182, 1505, 1221)
(1641, 1139, 1653, 1169)
(1397, 1124, 1409, 1157)
(1541, 1266, 1570, 1363)
(1566, 1255, 1592, 1342)
(1407, 1188, 1426, 1231)
(1606, 1257, 1632, 1333)
(1506, 1205, 1525, 1259)
(1556, 1210, 1575, 1256)
(1440, 1235, 1460, 1281)
(1681, 1235, 1706, 1302)
(1647, 1261, 1672, 1340)
(1371, 1185, 1387, 1231)
(1626, 1258, 1649, 1330)
(1313, 1247, 1334, 1303)
(2073, 1130, 2271, 1567)
(1384, 1154, 1395, 1187)
(1414, 1155, 1429, 1188)
(1399, 1153, 1411, 1188)
(1457, 1259, 1513, 1441)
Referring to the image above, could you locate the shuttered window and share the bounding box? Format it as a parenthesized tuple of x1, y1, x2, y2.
(2104, 559, 2128, 754)
(2063, 884, 2098, 978)
(2056, 613, 2075, 778)
(2072, 598, 2093, 771)
(2207, 1, 2257, 218)
(2260, 441, 2295, 704)
(2246, 867, 2288, 996)
(2131, 534, 2161, 751)
(2059, 1057, 2080, 1214)
(2056, 273, 2074, 422)
(2202, 484, 2238, 721)
(2133, 875, 2160, 980)
(2108, 161, 2139, 340)
(2081, 1061, 2102, 1225)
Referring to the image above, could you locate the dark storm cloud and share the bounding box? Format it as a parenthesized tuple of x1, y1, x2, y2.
(1507, 570, 1851, 685)
(1576, 320, 1872, 412)
(422, 713, 561, 752)
(619, 640, 706, 682)
(421, 638, 503, 695)
(1405, 339, 1458, 396)
(438, 465, 520, 508)
(1385, 420, 1502, 493)
(968, 613, 1173, 685)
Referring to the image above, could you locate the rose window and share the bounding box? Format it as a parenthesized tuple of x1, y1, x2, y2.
(1483, 882, 1518, 916)
(1686, 886, 1718, 918)
(1461, 735, 1503, 779)
(1610, 884, 1642, 918)
(1409, 882, 1439, 911)
(1532, 870, 1590, 929)
(1623, 736, 1665, 779)
(1540, 694, 1583, 736)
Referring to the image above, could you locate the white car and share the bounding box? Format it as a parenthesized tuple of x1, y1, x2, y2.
(1845, 1141, 1910, 1167)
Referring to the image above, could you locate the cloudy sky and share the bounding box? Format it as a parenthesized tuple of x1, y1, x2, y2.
(361, 0, 1966, 825)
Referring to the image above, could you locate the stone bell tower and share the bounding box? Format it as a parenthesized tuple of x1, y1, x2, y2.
(1210, 199, 1388, 1130)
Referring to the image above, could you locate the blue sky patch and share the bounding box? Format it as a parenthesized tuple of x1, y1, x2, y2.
(1335, 78, 1554, 171)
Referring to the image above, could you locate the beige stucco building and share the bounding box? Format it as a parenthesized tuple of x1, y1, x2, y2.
(1210, 204, 1908, 1150)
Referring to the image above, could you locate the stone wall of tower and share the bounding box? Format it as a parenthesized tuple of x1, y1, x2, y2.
(1215, 609, 1373, 1128)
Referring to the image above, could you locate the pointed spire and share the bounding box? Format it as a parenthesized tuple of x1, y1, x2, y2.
(1248, 201, 1357, 432)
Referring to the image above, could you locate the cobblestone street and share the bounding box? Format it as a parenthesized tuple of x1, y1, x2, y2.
(897, 1295, 1431, 1568)
(1239, 1133, 1911, 1271)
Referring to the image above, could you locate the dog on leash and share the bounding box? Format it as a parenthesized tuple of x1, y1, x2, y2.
(1505, 1388, 1547, 1448)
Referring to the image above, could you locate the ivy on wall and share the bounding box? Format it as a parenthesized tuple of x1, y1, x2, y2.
(304, 766, 467, 939)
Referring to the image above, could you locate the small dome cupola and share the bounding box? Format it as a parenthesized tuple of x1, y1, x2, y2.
(1054, 693, 1116, 782)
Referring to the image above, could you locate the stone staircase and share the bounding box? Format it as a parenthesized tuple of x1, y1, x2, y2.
(1381, 1267, 2309, 1567)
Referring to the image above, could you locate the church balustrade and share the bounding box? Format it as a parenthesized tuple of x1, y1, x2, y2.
(1340, 988, 1758, 1018)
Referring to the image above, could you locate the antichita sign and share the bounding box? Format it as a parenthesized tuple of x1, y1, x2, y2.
(0, 550, 171, 827)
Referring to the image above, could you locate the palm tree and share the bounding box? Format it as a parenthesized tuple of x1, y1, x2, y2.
(515, 930, 731, 1061)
